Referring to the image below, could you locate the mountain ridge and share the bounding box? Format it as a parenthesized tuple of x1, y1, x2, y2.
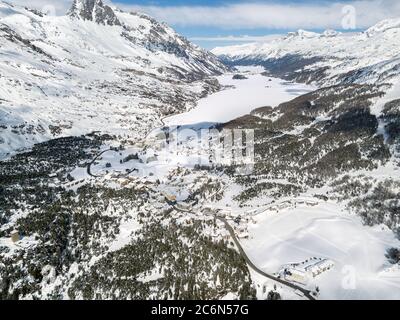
(0, 0, 227, 159)
(212, 18, 400, 86)
(68, 0, 122, 26)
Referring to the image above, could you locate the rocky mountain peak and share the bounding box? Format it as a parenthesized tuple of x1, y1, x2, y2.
(68, 0, 121, 26)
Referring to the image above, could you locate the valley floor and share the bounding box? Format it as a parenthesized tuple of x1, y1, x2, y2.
(2, 66, 399, 300)
(86, 66, 400, 299)
(162, 66, 400, 299)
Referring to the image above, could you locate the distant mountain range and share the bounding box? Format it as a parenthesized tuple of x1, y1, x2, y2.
(212, 19, 400, 86)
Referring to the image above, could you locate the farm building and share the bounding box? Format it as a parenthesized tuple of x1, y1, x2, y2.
(164, 194, 177, 205)
(217, 208, 232, 218)
(279, 258, 335, 285)
(146, 155, 158, 163)
(10, 230, 20, 243)
(284, 268, 308, 285)
(305, 259, 335, 277)
(176, 203, 192, 211)
(237, 232, 250, 240)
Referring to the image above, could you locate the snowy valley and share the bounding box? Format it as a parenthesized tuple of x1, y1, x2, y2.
(1, 0, 400, 301)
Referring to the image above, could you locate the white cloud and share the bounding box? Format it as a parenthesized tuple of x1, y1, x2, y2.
(116, 0, 400, 30)
(6, 0, 400, 30)
(190, 34, 283, 42)
(9, 0, 72, 15)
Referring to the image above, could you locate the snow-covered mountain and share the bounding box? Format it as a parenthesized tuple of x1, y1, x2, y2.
(0, 0, 227, 158)
(212, 19, 400, 86)
(1, 1, 400, 301)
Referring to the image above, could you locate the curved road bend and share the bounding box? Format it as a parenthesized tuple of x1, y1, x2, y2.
(87, 139, 316, 300)
(87, 148, 114, 178)
(172, 204, 315, 300)
(215, 216, 316, 300)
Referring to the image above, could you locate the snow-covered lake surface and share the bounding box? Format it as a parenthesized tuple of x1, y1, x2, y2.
(164, 66, 315, 126)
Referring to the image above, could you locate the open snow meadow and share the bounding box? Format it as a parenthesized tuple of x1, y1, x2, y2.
(243, 202, 400, 300)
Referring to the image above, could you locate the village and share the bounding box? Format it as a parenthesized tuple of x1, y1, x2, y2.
(0, 130, 328, 297)
(1, 169, 323, 259)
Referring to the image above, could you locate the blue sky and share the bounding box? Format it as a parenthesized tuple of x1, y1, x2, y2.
(13, 0, 400, 49)
(116, 0, 334, 6)
(112, 0, 399, 49)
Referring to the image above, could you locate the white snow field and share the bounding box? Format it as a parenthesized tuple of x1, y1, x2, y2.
(243, 201, 400, 300)
(2, 1, 399, 300)
(164, 66, 315, 126)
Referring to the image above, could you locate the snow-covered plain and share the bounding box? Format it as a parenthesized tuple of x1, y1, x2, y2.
(164, 66, 315, 126)
(243, 202, 400, 300)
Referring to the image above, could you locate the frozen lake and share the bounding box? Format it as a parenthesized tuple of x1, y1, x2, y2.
(164, 66, 315, 126)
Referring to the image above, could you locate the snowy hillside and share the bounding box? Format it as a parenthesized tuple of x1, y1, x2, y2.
(0, 0, 227, 159)
(212, 19, 400, 86)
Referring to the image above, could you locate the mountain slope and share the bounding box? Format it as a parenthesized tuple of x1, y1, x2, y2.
(213, 21, 400, 238)
(212, 20, 400, 86)
(0, 0, 227, 159)
(0, 1, 258, 301)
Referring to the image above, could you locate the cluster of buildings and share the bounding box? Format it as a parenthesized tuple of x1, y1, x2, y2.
(202, 206, 255, 240)
(211, 225, 232, 242)
(63, 178, 89, 189)
(267, 198, 319, 213)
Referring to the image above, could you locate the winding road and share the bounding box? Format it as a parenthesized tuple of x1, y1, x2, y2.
(87, 148, 113, 178)
(172, 204, 316, 300)
(85, 115, 316, 300)
(215, 216, 316, 300)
